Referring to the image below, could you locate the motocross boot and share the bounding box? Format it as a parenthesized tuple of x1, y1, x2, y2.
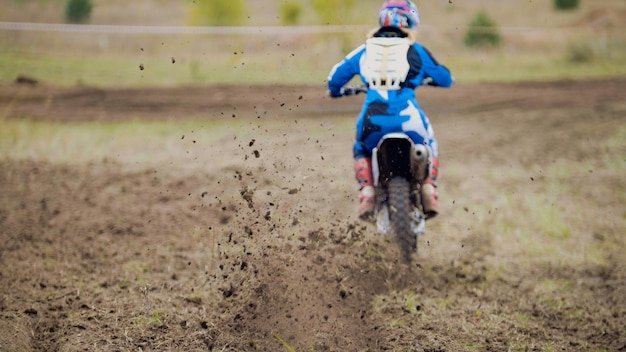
(421, 157, 439, 220)
(354, 157, 375, 221)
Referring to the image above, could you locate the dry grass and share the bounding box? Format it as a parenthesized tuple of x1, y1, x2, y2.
(0, 118, 238, 166)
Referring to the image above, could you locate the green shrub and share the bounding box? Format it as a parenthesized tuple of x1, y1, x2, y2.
(188, 0, 246, 26)
(554, 0, 579, 10)
(312, 0, 356, 25)
(567, 41, 594, 63)
(464, 10, 501, 48)
(280, 1, 303, 25)
(64, 0, 92, 24)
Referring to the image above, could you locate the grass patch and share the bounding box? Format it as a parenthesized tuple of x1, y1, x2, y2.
(524, 192, 572, 240)
(131, 311, 166, 330)
(0, 50, 145, 87)
(446, 51, 626, 83)
(0, 118, 236, 164)
(439, 122, 625, 269)
(1, 36, 625, 87)
(0, 43, 333, 87)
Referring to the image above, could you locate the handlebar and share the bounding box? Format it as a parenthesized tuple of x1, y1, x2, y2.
(340, 78, 437, 97)
(341, 77, 437, 96)
(341, 86, 368, 96)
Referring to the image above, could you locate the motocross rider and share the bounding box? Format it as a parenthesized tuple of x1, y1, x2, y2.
(327, 0, 453, 221)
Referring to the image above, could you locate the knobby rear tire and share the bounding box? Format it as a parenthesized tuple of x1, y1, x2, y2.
(387, 176, 416, 263)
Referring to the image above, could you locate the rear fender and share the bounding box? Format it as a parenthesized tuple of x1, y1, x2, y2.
(372, 133, 414, 187)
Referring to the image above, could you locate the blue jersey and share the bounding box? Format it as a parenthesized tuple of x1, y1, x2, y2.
(327, 27, 453, 159)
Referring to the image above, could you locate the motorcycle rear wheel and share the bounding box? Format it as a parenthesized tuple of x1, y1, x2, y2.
(387, 176, 417, 263)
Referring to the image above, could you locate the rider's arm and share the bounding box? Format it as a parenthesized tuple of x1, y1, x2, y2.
(327, 45, 366, 97)
(412, 44, 454, 88)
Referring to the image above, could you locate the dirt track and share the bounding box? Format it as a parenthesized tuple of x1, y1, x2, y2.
(1, 78, 625, 351)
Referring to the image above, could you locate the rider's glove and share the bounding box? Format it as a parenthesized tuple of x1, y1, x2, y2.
(342, 86, 356, 96)
(421, 77, 434, 86)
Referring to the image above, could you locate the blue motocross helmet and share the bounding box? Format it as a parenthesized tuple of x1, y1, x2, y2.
(378, 1, 420, 29)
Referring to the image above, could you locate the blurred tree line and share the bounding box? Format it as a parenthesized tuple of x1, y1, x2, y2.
(188, 0, 246, 26)
(65, 0, 92, 23)
(62, 0, 582, 53)
(185, 0, 357, 27)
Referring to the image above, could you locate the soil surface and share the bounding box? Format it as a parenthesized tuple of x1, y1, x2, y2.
(1, 78, 625, 351)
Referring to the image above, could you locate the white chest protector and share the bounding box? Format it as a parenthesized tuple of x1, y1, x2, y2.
(360, 37, 411, 91)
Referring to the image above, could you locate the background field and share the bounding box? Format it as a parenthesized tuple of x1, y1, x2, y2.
(1, 0, 625, 351)
(1, 0, 626, 86)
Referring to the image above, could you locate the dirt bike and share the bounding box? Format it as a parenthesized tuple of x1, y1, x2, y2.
(343, 86, 431, 263)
